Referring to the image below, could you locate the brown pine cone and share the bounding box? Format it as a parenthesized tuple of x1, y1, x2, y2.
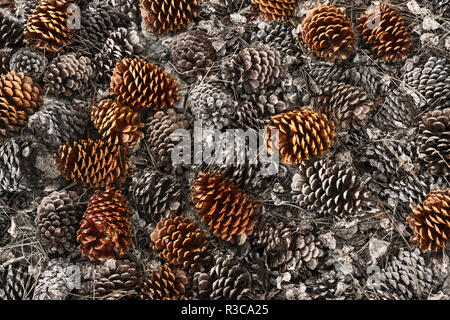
(192, 172, 259, 243)
(251, 0, 298, 22)
(406, 189, 450, 253)
(91, 99, 144, 149)
(357, 4, 411, 62)
(0, 0, 14, 11)
(54, 139, 129, 188)
(0, 71, 43, 114)
(140, 0, 202, 34)
(418, 108, 450, 175)
(301, 5, 355, 62)
(77, 187, 132, 261)
(312, 82, 374, 131)
(0, 9, 24, 48)
(35, 190, 83, 256)
(24, 0, 75, 52)
(150, 215, 211, 274)
(141, 263, 190, 300)
(0, 96, 28, 137)
(110, 57, 179, 111)
(265, 109, 336, 165)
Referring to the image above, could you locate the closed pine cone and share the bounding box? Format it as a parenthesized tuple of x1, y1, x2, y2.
(357, 4, 411, 62)
(406, 189, 450, 253)
(91, 99, 144, 149)
(77, 187, 132, 262)
(141, 263, 190, 300)
(301, 5, 355, 62)
(54, 139, 129, 188)
(418, 108, 450, 175)
(35, 190, 83, 256)
(140, 0, 202, 34)
(24, 0, 75, 52)
(192, 172, 259, 243)
(265, 109, 336, 165)
(9, 48, 48, 82)
(150, 215, 211, 274)
(110, 57, 179, 111)
(251, 0, 298, 22)
(0, 9, 24, 48)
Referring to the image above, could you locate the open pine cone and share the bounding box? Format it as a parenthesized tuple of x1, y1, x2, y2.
(110, 57, 179, 111)
(140, 0, 202, 34)
(301, 5, 355, 62)
(77, 187, 132, 261)
(141, 263, 189, 300)
(54, 139, 129, 188)
(357, 4, 411, 62)
(192, 172, 259, 243)
(251, 0, 298, 22)
(9, 48, 48, 82)
(91, 99, 144, 149)
(24, 0, 75, 52)
(0, 96, 29, 138)
(265, 109, 336, 165)
(150, 215, 211, 274)
(406, 189, 450, 253)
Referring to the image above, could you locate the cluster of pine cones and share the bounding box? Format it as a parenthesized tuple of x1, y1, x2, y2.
(0, 0, 449, 301)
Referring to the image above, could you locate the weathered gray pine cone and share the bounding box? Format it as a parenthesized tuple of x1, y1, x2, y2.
(366, 248, 443, 300)
(9, 48, 48, 82)
(32, 258, 79, 300)
(107, 0, 140, 19)
(251, 21, 298, 57)
(93, 259, 142, 300)
(168, 30, 216, 84)
(0, 49, 11, 73)
(187, 83, 236, 130)
(143, 108, 190, 172)
(0, 213, 10, 246)
(0, 138, 36, 194)
(0, 9, 24, 48)
(128, 169, 182, 224)
(418, 108, 450, 175)
(0, 262, 34, 300)
(222, 44, 283, 95)
(291, 159, 370, 216)
(210, 0, 249, 16)
(13, 0, 39, 21)
(193, 253, 253, 300)
(306, 271, 362, 300)
(35, 190, 83, 256)
(27, 101, 89, 152)
(403, 56, 450, 108)
(43, 53, 94, 97)
(93, 27, 145, 83)
(312, 81, 374, 131)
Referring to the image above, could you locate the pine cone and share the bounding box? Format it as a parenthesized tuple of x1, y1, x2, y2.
(94, 258, 142, 300)
(210, 0, 249, 16)
(54, 139, 129, 188)
(307, 270, 360, 300)
(140, 0, 202, 34)
(0, 138, 36, 193)
(35, 190, 83, 256)
(0, 213, 10, 246)
(212, 163, 266, 191)
(265, 109, 336, 165)
(312, 82, 374, 131)
(168, 30, 216, 84)
(32, 258, 79, 300)
(141, 263, 190, 300)
(43, 53, 94, 97)
(24, 0, 75, 52)
(0, 0, 14, 11)
(0, 262, 34, 300)
(0, 49, 11, 73)
(366, 248, 443, 299)
(251, 21, 299, 57)
(129, 169, 182, 224)
(291, 159, 369, 216)
(27, 101, 89, 152)
(251, 0, 298, 22)
(192, 172, 259, 243)
(77, 187, 132, 262)
(107, 0, 140, 19)
(0, 9, 24, 48)
(406, 189, 450, 253)
(9, 48, 48, 82)
(91, 99, 144, 149)
(403, 56, 450, 108)
(110, 57, 179, 111)
(143, 108, 190, 171)
(301, 5, 355, 62)
(150, 215, 211, 274)
(187, 83, 236, 130)
(357, 4, 411, 62)
(222, 44, 283, 95)
(418, 108, 450, 175)
(93, 27, 145, 83)
(193, 253, 253, 300)
(0, 96, 29, 137)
